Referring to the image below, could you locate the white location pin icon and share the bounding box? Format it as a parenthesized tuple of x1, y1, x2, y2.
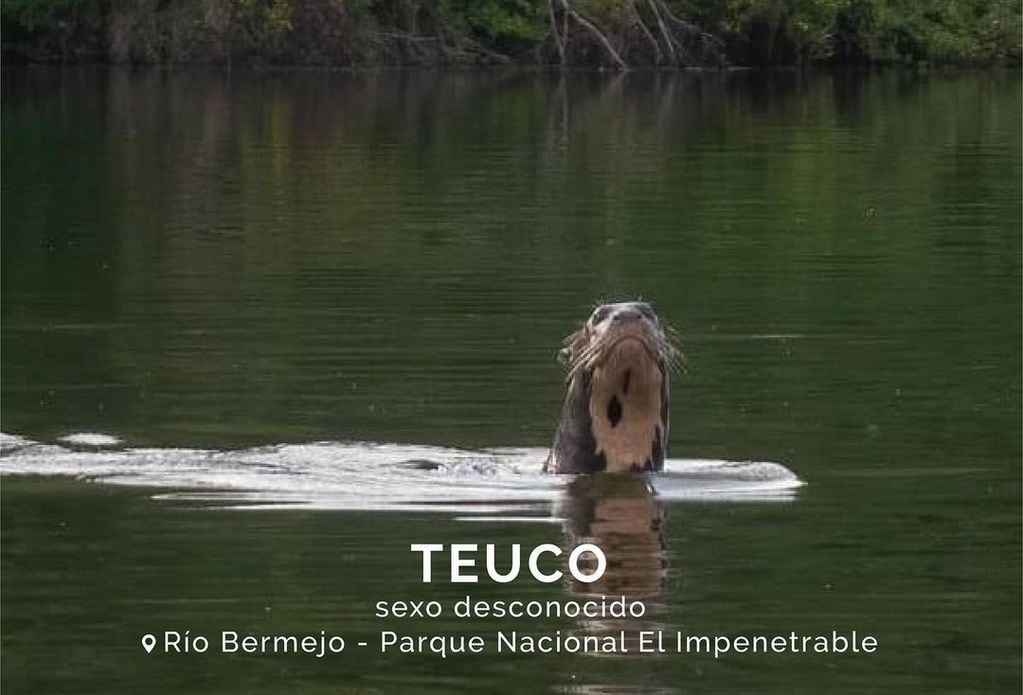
(141, 634, 156, 654)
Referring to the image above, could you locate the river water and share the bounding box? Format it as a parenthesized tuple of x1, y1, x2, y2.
(1, 68, 1020, 693)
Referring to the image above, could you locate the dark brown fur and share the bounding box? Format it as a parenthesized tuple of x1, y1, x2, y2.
(544, 302, 676, 474)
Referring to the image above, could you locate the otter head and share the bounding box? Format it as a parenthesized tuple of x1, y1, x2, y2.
(544, 301, 678, 474)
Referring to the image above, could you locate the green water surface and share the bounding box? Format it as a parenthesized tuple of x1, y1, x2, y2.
(2, 68, 1020, 693)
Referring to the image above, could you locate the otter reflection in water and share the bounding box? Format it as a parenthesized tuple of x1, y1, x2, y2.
(555, 473, 669, 668)
(557, 474, 666, 599)
(545, 301, 681, 475)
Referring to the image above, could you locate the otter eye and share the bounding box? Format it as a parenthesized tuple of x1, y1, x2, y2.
(591, 307, 611, 324)
(638, 304, 657, 322)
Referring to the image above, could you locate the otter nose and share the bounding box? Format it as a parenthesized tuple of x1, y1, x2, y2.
(612, 308, 642, 323)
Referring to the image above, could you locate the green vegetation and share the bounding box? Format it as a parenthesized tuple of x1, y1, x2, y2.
(688, 0, 1023, 64)
(2, 0, 1020, 66)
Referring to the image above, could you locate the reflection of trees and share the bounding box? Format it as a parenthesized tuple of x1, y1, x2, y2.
(2, 70, 1019, 453)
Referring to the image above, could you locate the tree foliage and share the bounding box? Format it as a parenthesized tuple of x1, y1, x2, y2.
(2, 0, 1020, 65)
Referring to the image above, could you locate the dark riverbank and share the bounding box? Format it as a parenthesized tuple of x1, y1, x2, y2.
(2, 0, 1020, 68)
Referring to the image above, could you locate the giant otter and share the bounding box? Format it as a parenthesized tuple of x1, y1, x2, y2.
(544, 301, 679, 474)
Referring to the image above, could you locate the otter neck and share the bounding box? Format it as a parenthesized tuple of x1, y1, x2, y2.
(587, 344, 664, 473)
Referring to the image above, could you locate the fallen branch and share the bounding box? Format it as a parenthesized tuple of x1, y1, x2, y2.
(653, 0, 725, 64)
(645, 0, 676, 63)
(548, 0, 565, 65)
(559, 0, 628, 70)
(630, 1, 662, 64)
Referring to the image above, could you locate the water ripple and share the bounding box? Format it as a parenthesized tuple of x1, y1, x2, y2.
(0, 432, 803, 513)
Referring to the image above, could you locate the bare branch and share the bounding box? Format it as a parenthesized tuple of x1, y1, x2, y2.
(630, 1, 661, 64)
(654, 0, 725, 64)
(559, 0, 628, 70)
(646, 0, 676, 63)
(548, 0, 565, 65)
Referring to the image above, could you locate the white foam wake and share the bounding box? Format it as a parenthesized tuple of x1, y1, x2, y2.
(0, 432, 804, 513)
